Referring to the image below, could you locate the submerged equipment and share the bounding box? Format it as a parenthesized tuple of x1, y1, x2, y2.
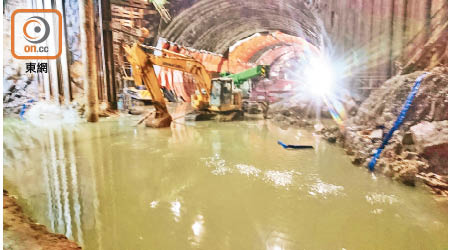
(368, 72, 428, 171)
(278, 140, 313, 149)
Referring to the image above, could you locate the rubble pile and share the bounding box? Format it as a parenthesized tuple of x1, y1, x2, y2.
(320, 67, 448, 196)
(3, 65, 39, 116)
(268, 99, 333, 129)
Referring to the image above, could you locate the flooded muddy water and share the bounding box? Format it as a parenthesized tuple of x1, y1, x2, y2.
(3, 115, 448, 250)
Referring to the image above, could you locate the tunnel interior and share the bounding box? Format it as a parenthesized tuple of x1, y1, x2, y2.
(160, 0, 324, 54)
(160, 0, 328, 79)
(2, 0, 448, 249)
(150, 0, 341, 113)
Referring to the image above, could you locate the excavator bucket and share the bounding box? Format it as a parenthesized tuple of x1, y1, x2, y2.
(124, 43, 172, 128)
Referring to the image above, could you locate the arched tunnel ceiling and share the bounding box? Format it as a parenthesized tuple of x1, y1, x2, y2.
(161, 0, 323, 54)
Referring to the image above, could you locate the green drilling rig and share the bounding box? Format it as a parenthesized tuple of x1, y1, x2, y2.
(220, 65, 270, 88)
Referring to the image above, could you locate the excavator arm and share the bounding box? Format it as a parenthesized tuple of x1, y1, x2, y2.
(220, 65, 269, 88)
(124, 43, 214, 127)
(124, 43, 172, 128)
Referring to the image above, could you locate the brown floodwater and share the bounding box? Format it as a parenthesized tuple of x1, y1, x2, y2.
(3, 113, 448, 250)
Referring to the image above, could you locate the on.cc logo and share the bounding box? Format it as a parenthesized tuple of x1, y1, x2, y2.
(11, 9, 62, 59)
(23, 16, 51, 44)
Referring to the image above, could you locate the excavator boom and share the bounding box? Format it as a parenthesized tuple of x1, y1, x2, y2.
(220, 65, 270, 88)
(124, 43, 172, 128)
(124, 43, 215, 127)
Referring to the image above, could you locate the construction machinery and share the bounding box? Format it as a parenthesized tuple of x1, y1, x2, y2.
(219, 65, 269, 88)
(244, 79, 297, 116)
(124, 43, 243, 128)
(220, 65, 277, 114)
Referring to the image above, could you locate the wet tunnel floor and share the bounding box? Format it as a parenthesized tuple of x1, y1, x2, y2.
(3, 117, 448, 250)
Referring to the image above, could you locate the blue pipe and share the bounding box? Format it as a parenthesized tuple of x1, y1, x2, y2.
(19, 104, 27, 120)
(278, 140, 313, 149)
(19, 99, 35, 120)
(368, 72, 428, 171)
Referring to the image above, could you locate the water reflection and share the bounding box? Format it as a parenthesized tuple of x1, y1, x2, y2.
(4, 121, 113, 249)
(365, 192, 399, 205)
(308, 177, 345, 197)
(149, 200, 159, 208)
(265, 231, 288, 250)
(190, 214, 204, 246)
(235, 164, 261, 177)
(263, 170, 295, 187)
(5, 125, 86, 246)
(170, 200, 182, 222)
(3, 117, 448, 250)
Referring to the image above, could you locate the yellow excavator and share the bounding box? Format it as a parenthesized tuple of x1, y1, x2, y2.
(124, 43, 242, 128)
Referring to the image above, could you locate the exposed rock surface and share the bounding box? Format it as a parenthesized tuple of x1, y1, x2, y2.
(318, 67, 448, 197)
(268, 100, 332, 129)
(3, 78, 38, 115)
(401, 21, 448, 75)
(3, 0, 40, 115)
(410, 121, 448, 175)
(3, 190, 81, 250)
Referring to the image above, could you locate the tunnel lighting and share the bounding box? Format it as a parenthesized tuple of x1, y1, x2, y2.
(283, 84, 292, 91)
(304, 57, 335, 97)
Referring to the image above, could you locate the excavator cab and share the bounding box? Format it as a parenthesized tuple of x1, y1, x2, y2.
(209, 77, 242, 112)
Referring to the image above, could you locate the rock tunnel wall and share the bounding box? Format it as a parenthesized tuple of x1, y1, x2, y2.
(159, 0, 324, 54)
(155, 0, 447, 95)
(312, 0, 448, 93)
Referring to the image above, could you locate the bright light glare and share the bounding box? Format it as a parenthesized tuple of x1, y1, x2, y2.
(170, 200, 181, 221)
(304, 57, 335, 97)
(271, 245, 283, 250)
(192, 221, 203, 236)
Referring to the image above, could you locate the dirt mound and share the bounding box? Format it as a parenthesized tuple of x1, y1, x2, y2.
(349, 67, 448, 129)
(268, 99, 334, 129)
(3, 190, 81, 250)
